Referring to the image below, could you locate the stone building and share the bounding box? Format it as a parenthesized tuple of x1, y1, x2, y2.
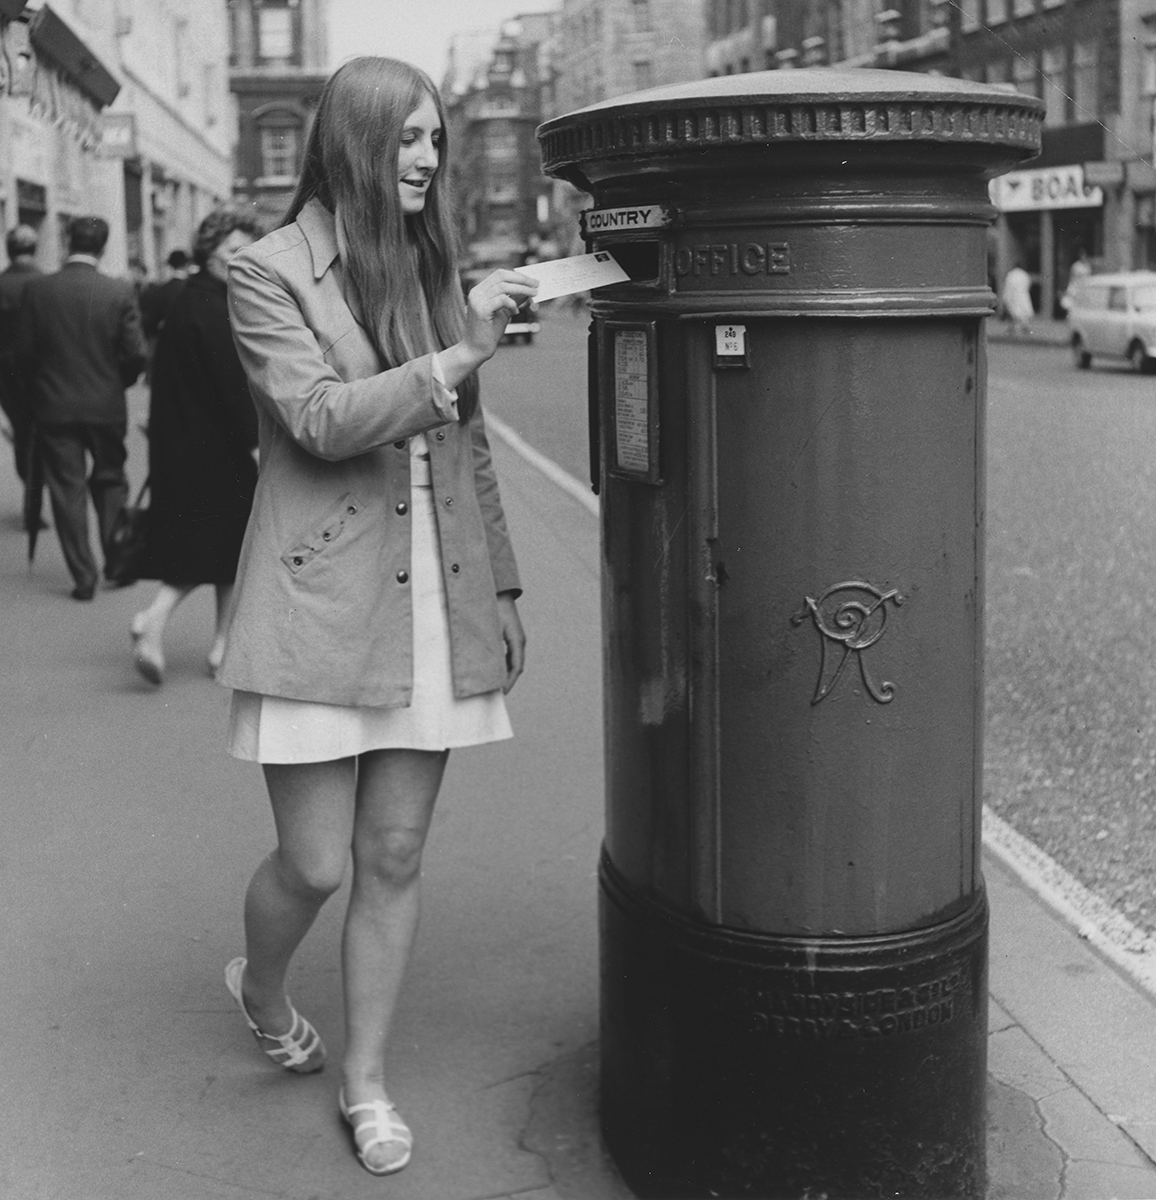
(443, 14, 556, 265)
(0, 0, 234, 276)
(228, 0, 329, 229)
(704, 0, 1156, 316)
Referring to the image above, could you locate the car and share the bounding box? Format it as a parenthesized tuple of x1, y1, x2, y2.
(1066, 270, 1156, 373)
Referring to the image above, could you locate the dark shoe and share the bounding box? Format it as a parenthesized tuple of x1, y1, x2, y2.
(71, 583, 96, 601)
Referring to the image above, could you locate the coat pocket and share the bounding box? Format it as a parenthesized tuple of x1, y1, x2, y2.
(280, 492, 363, 574)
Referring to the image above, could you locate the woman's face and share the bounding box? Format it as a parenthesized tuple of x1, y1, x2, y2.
(206, 228, 254, 282)
(397, 93, 442, 216)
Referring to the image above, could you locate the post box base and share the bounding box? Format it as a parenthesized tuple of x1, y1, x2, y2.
(599, 852, 988, 1200)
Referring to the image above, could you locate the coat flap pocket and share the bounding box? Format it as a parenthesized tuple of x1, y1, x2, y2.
(281, 492, 362, 574)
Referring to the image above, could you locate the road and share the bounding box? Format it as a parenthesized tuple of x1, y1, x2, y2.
(484, 310, 1156, 936)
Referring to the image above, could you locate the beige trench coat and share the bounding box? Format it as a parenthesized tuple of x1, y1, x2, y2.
(216, 200, 521, 707)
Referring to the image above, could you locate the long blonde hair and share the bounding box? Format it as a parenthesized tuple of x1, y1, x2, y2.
(284, 57, 476, 419)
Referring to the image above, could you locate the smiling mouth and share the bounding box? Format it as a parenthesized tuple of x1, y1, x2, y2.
(401, 178, 429, 189)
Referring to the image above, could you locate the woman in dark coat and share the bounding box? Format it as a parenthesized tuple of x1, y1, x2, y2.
(131, 210, 263, 684)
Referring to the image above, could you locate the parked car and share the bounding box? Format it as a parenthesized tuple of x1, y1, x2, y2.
(1067, 271, 1156, 373)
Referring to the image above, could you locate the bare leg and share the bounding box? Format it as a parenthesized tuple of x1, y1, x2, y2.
(208, 582, 235, 673)
(131, 582, 195, 682)
(240, 758, 356, 1038)
(341, 747, 447, 1171)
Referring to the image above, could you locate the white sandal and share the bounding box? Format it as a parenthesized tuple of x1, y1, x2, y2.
(339, 1087, 413, 1175)
(224, 957, 326, 1074)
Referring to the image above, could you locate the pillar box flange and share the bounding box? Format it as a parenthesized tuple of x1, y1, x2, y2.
(539, 69, 1041, 1200)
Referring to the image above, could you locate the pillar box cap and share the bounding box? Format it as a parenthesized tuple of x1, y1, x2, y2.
(538, 67, 1043, 190)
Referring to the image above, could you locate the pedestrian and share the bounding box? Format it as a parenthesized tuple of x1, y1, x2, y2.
(140, 248, 191, 343)
(0, 225, 41, 506)
(18, 216, 147, 599)
(217, 56, 537, 1176)
(1060, 247, 1092, 315)
(129, 210, 263, 685)
(1002, 263, 1034, 336)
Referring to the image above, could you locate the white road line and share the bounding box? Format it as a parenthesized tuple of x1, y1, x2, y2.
(489, 411, 1156, 1000)
(485, 412, 600, 517)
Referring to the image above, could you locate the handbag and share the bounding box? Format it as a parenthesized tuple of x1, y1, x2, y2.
(105, 476, 154, 585)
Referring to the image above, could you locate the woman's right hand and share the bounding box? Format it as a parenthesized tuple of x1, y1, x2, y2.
(463, 269, 539, 362)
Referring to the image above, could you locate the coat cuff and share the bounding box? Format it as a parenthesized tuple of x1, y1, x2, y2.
(429, 352, 459, 423)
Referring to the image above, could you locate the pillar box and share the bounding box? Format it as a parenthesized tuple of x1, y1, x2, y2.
(538, 69, 1042, 1200)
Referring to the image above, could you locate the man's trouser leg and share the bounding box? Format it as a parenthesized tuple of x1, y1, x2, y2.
(36, 423, 98, 591)
(84, 422, 129, 572)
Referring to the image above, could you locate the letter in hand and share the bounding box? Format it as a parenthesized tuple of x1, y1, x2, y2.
(464, 269, 539, 363)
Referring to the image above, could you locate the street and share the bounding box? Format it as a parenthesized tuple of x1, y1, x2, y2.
(4, 310, 1156, 1197)
(484, 309, 1156, 936)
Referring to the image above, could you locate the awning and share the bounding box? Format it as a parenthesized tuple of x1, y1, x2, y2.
(28, 4, 119, 107)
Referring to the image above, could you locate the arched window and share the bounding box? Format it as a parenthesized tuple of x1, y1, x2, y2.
(254, 105, 304, 183)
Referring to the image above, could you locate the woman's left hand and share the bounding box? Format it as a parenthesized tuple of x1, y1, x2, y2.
(497, 591, 526, 693)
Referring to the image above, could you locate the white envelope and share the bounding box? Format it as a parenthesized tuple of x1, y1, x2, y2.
(519, 251, 630, 302)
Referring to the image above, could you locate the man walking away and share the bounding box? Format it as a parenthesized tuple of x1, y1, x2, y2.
(19, 216, 147, 600)
(0, 225, 41, 503)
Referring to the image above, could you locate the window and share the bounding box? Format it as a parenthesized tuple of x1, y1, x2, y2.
(260, 125, 299, 180)
(1012, 0, 1034, 18)
(258, 5, 293, 61)
(633, 59, 654, 89)
(960, 0, 980, 31)
(1012, 51, 1039, 97)
(986, 59, 1009, 83)
(987, 0, 1009, 24)
(1072, 40, 1098, 119)
(1041, 46, 1068, 124)
(632, 0, 651, 32)
(485, 130, 517, 158)
(1107, 287, 1127, 312)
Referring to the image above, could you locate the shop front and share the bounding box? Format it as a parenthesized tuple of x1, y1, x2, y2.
(990, 162, 1104, 319)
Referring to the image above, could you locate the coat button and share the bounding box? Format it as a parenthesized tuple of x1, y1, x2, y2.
(292, 556, 303, 567)
(444, 496, 453, 507)
(347, 505, 357, 515)
(394, 440, 406, 450)
(322, 531, 331, 541)
(395, 501, 408, 515)
(436, 430, 446, 441)
(396, 570, 409, 584)
(451, 563, 460, 574)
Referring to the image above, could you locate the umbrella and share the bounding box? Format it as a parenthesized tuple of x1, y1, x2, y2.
(23, 421, 44, 562)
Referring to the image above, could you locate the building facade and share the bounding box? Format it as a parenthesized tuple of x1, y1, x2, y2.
(0, 0, 234, 277)
(228, 0, 329, 230)
(443, 14, 556, 265)
(704, 0, 1156, 317)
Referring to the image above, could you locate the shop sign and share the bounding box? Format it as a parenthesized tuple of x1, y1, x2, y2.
(98, 113, 137, 159)
(990, 165, 1103, 212)
(581, 204, 675, 236)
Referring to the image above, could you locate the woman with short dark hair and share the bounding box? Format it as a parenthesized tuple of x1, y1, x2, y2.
(130, 208, 263, 682)
(216, 57, 536, 1176)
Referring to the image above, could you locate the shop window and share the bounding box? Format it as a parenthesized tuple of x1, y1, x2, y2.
(1041, 46, 1068, 125)
(1072, 40, 1098, 120)
(259, 124, 300, 181)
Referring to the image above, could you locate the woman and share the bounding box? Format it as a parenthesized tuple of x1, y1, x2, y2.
(216, 58, 537, 1176)
(130, 210, 263, 683)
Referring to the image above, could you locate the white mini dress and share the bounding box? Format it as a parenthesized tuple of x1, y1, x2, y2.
(226, 432, 512, 764)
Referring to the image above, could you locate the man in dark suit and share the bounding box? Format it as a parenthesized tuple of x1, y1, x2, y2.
(0, 225, 41, 498)
(19, 216, 147, 600)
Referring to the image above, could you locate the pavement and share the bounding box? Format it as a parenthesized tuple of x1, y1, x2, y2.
(987, 315, 1072, 348)
(3, 377, 1156, 1198)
